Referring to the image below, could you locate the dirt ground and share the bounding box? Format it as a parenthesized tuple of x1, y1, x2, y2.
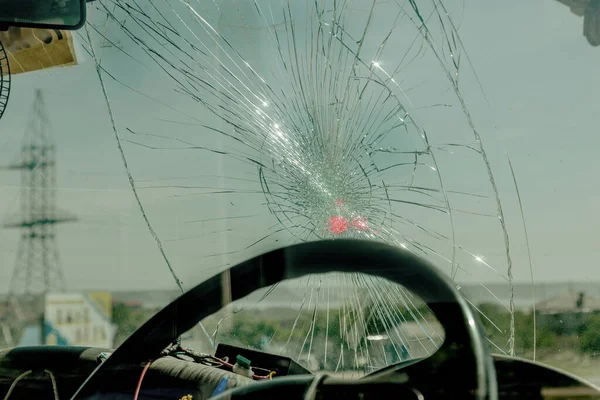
(536, 350, 600, 386)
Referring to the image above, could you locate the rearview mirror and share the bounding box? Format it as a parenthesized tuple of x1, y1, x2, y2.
(0, 0, 87, 31)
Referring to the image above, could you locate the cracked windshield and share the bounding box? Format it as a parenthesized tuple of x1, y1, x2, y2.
(1, 0, 599, 388)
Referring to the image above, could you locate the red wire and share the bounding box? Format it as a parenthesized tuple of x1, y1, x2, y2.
(133, 361, 152, 400)
(214, 357, 271, 380)
(215, 358, 234, 369)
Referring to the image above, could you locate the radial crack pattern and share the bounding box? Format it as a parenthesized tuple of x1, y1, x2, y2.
(82, 0, 523, 372)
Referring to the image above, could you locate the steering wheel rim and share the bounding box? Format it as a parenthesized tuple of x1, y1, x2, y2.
(71, 239, 497, 399)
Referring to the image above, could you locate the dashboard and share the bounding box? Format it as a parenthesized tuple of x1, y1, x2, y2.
(1, 345, 599, 399)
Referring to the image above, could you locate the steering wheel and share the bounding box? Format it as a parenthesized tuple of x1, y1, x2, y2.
(71, 239, 498, 399)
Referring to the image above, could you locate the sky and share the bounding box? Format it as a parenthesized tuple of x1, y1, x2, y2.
(0, 0, 599, 297)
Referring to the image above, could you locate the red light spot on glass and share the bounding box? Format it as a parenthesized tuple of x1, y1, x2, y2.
(328, 216, 348, 234)
(336, 199, 344, 207)
(352, 216, 369, 231)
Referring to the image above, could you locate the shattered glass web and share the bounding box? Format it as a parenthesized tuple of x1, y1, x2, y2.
(80, 0, 526, 372)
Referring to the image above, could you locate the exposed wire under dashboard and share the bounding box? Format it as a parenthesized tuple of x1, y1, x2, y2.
(159, 343, 290, 381)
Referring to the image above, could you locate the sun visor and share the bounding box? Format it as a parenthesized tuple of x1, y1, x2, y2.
(0, 27, 78, 75)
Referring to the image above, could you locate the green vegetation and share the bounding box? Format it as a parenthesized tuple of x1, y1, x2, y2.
(111, 302, 600, 360)
(478, 303, 600, 357)
(111, 303, 157, 347)
(221, 309, 343, 348)
(579, 314, 600, 356)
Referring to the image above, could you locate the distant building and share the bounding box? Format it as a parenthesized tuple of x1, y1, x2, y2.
(537, 291, 600, 314)
(43, 292, 116, 348)
(536, 291, 600, 334)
